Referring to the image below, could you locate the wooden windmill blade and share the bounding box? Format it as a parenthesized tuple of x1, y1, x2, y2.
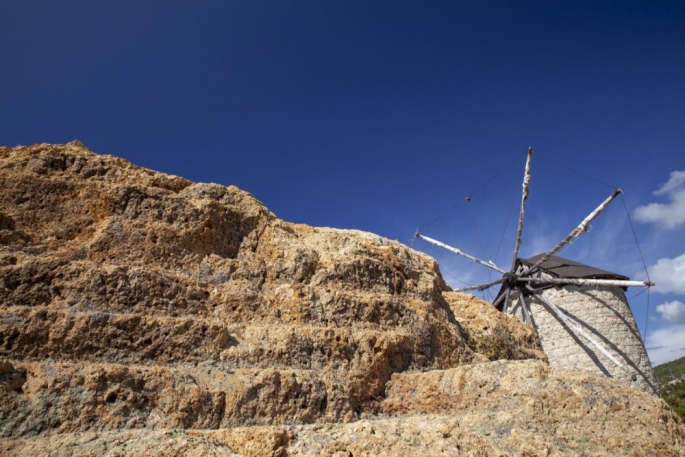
(519, 188, 622, 277)
(453, 277, 506, 293)
(517, 276, 654, 288)
(415, 148, 533, 295)
(497, 146, 534, 319)
(414, 232, 507, 275)
(510, 147, 533, 271)
(517, 286, 533, 326)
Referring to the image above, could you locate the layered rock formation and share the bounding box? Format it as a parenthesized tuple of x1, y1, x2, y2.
(1, 142, 683, 456)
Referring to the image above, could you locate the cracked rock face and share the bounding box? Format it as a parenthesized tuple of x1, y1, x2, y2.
(1, 142, 683, 456)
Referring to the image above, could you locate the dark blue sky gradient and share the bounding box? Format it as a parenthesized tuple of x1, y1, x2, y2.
(2, 1, 684, 362)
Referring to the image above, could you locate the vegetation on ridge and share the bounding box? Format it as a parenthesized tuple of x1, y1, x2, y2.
(654, 356, 685, 422)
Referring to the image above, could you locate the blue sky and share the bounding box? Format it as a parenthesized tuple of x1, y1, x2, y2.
(2, 1, 684, 365)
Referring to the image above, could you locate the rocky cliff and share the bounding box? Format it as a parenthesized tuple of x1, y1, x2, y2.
(1, 142, 683, 456)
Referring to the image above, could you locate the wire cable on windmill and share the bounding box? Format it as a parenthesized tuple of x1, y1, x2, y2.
(413, 147, 659, 396)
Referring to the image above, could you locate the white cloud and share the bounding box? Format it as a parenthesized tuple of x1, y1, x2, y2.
(634, 170, 685, 229)
(656, 300, 685, 323)
(654, 170, 685, 196)
(642, 251, 685, 294)
(646, 325, 685, 366)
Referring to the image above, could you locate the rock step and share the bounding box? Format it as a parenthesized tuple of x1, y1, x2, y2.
(4, 362, 684, 457)
(3, 429, 240, 457)
(0, 306, 425, 371)
(0, 256, 228, 319)
(0, 253, 443, 328)
(218, 323, 419, 372)
(379, 359, 684, 456)
(2, 416, 510, 457)
(0, 306, 228, 364)
(1, 360, 347, 439)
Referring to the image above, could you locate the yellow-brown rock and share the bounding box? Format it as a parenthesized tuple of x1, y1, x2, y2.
(445, 292, 547, 362)
(1, 142, 683, 456)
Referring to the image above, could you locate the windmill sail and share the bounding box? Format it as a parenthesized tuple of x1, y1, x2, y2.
(414, 148, 658, 396)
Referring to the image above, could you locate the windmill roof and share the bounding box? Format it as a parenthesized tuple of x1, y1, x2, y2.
(520, 254, 628, 280)
(493, 254, 629, 310)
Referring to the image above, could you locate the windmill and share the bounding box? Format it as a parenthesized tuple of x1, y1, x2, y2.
(414, 148, 659, 395)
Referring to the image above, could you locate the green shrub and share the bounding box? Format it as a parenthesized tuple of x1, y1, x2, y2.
(464, 325, 519, 361)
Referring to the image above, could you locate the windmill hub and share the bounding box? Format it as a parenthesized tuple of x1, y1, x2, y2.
(502, 272, 519, 286)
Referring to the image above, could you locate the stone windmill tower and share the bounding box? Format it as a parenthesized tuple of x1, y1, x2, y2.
(495, 254, 658, 395)
(415, 148, 658, 395)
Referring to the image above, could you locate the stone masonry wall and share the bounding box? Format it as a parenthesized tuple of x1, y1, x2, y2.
(507, 279, 658, 396)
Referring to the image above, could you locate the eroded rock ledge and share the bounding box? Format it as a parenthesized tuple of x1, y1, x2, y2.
(1, 142, 683, 456)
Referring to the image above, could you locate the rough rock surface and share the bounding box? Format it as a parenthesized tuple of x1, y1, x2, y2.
(1, 142, 683, 456)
